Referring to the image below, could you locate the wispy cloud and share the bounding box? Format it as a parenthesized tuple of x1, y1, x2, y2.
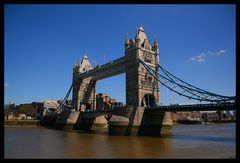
(189, 53, 206, 62)
(189, 50, 227, 62)
(216, 50, 227, 56)
(4, 83, 9, 87)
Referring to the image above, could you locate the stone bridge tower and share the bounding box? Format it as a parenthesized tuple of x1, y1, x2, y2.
(72, 55, 96, 111)
(125, 26, 160, 107)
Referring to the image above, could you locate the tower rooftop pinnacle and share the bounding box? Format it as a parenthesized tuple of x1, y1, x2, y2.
(135, 25, 148, 45)
(83, 55, 88, 59)
(153, 34, 159, 47)
(139, 25, 144, 32)
(125, 32, 130, 45)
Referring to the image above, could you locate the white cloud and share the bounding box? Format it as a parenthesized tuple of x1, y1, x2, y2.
(216, 50, 227, 56)
(189, 53, 206, 62)
(4, 83, 9, 87)
(207, 50, 226, 56)
(189, 50, 226, 62)
(207, 51, 214, 56)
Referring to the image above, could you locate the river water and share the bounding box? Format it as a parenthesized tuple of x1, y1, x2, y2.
(4, 123, 236, 159)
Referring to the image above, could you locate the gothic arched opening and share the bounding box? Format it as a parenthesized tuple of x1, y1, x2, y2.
(82, 103, 91, 111)
(141, 94, 156, 107)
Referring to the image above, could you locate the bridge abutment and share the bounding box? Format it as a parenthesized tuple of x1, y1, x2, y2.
(108, 107, 172, 136)
(52, 106, 172, 136)
(55, 111, 94, 131)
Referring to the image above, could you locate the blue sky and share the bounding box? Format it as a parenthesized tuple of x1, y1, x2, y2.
(4, 4, 236, 105)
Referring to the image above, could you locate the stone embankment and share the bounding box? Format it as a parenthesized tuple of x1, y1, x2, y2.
(4, 120, 39, 126)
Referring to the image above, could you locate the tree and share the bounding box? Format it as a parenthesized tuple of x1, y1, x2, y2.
(4, 102, 15, 119)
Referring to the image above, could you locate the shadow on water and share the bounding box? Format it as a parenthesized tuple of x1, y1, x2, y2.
(62, 129, 173, 158)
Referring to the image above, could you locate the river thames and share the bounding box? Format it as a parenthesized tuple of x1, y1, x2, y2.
(4, 123, 235, 159)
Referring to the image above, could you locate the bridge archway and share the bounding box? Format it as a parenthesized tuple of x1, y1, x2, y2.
(141, 94, 156, 107)
(85, 103, 91, 111)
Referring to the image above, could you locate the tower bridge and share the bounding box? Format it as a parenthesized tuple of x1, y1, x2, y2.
(41, 26, 236, 136)
(72, 26, 161, 112)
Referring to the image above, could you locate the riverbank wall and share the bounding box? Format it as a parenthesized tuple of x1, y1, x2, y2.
(4, 120, 39, 126)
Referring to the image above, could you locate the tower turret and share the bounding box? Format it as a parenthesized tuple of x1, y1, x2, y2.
(152, 34, 159, 54)
(135, 28, 141, 48)
(79, 55, 92, 73)
(72, 55, 95, 111)
(125, 32, 130, 50)
(125, 26, 160, 107)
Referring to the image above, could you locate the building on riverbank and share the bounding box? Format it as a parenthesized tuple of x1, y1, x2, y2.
(171, 111, 235, 124)
(4, 102, 43, 120)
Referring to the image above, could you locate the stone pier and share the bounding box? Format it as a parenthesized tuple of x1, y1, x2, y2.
(108, 106, 172, 136)
(55, 111, 94, 131)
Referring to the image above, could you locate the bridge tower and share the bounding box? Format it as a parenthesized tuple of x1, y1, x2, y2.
(125, 26, 160, 107)
(72, 55, 96, 111)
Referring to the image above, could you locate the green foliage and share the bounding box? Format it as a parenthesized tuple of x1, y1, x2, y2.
(4, 103, 12, 112)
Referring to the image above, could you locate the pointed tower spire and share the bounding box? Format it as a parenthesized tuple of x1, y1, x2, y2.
(152, 33, 159, 54)
(125, 32, 130, 51)
(135, 28, 140, 40)
(139, 25, 144, 32)
(83, 54, 88, 59)
(153, 34, 159, 47)
(135, 28, 141, 48)
(125, 32, 130, 45)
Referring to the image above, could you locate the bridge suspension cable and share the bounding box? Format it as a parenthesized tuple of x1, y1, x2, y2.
(139, 59, 235, 103)
(54, 84, 73, 114)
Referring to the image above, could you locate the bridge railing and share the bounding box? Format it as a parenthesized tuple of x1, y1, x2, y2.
(146, 102, 236, 111)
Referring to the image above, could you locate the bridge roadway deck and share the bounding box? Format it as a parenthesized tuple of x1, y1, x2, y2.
(79, 103, 236, 119)
(77, 56, 126, 80)
(46, 103, 236, 119)
(147, 103, 236, 112)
